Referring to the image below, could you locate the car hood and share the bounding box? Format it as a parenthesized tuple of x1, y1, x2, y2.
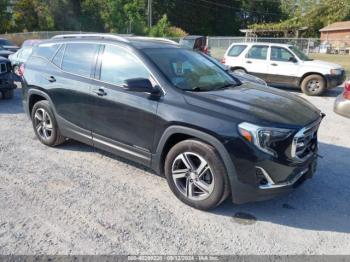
(184, 83, 321, 127)
(302, 59, 343, 70)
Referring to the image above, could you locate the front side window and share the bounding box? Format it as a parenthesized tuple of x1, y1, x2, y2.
(271, 47, 295, 62)
(289, 46, 311, 61)
(62, 43, 100, 77)
(144, 48, 237, 92)
(100, 45, 150, 85)
(246, 45, 268, 60)
(228, 45, 247, 57)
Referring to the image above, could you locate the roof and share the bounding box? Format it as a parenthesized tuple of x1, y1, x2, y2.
(182, 35, 205, 40)
(50, 34, 179, 49)
(320, 21, 350, 32)
(229, 42, 293, 47)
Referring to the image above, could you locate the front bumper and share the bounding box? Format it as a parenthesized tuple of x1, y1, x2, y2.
(325, 72, 346, 89)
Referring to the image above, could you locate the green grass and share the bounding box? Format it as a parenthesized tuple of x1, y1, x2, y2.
(309, 53, 350, 77)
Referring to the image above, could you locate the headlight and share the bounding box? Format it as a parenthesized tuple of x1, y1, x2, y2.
(330, 69, 342, 75)
(238, 122, 293, 157)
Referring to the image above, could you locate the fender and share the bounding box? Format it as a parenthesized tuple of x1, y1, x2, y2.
(151, 125, 246, 203)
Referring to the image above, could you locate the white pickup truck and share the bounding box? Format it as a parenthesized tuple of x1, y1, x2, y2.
(222, 42, 346, 96)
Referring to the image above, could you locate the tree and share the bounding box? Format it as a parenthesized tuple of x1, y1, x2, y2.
(0, 0, 11, 32)
(149, 14, 186, 37)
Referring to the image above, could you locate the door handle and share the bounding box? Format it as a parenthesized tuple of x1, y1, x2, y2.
(271, 63, 278, 66)
(93, 87, 107, 96)
(47, 76, 56, 83)
(246, 60, 252, 64)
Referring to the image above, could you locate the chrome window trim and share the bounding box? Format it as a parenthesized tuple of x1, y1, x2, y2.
(32, 40, 165, 95)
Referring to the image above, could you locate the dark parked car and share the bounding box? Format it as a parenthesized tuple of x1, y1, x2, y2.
(0, 57, 16, 99)
(9, 39, 43, 75)
(180, 35, 209, 55)
(22, 34, 324, 210)
(0, 38, 20, 52)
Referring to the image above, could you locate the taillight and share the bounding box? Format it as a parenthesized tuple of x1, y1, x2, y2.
(344, 79, 350, 100)
(203, 45, 209, 55)
(221, 57, 226, 64)
(18, 63, 25, 76)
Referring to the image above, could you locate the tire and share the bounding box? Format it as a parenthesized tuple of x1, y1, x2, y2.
(301, 74, 326, 96)
(231, 68, 247, 74)
(2, 89, 14, 99)
(31, 100, 65, 147)
(164, 139, 230, 210)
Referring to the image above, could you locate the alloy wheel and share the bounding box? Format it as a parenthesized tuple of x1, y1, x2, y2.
(171, 152, 215, 201)
(34, 108, 53, 141)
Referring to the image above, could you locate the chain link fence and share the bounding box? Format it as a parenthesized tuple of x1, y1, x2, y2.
(207, 37, 350, 59)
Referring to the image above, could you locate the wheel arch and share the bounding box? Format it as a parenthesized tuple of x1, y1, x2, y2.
(28, 89, 56, 116)
(299, 72, 326, 87)
(152, 126, 239, 199)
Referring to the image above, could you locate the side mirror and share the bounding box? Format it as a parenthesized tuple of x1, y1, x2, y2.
(124, 78, 161, 95)
(289, 57, 298, 63)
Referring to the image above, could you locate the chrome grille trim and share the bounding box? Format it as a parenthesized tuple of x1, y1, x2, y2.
(291, 118, 321, 162)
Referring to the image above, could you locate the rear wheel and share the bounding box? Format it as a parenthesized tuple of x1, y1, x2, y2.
(31, 100, 65, 147)
(301, 75, 326, 96)
(164, 139, 229, 210)
(2, 90, 14, 99)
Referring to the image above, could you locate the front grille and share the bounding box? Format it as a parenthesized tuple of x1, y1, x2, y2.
(291, 119, 321, 161)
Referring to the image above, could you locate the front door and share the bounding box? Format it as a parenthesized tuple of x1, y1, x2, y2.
(268, 46, 300, 87)
(91, 44, 159, 166)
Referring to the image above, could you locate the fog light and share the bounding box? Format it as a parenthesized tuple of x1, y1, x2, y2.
(256, 168, 268, 186)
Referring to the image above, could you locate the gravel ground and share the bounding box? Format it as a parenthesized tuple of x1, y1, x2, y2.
(0, 85, 349, 255)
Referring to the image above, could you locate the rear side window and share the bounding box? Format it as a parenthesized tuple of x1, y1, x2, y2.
(32, 43, 60, 60)
(62, 43, 100, 77)
(100, 45, 150, 85)
(246, 45, 268, 60)
(227, 45, 247, 57)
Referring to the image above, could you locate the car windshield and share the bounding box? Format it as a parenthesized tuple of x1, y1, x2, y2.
(0, 39, 15, 46)
(20, 47, 33, 60)
(144, 48, 237, 92)
(289, 46, 312, 61)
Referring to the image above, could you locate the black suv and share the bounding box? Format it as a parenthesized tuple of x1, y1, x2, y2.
(22, 34, 323, 210)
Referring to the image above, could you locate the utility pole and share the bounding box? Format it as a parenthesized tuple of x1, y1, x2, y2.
(148, 0, 153, 28)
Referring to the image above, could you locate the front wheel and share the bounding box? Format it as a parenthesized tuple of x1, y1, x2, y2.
(301, 75, 326, 96)
(164, 139, 229, 210)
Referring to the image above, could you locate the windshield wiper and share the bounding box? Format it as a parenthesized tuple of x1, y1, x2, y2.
(214, 83, 240, 91)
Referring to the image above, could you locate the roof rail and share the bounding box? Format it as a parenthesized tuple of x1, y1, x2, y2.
(129, 36, 179, 45)
(52, 34, 129, 43)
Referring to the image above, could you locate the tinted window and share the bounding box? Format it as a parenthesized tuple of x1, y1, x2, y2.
(100, 45, 150, 85)
(246, 46, 268, 60)
(62, 43, 100, 77)
(32, 43, 60, 60)
(271, 47, 294, 62)
(52, 45, 65, 67)
(228, 45, 247, 57)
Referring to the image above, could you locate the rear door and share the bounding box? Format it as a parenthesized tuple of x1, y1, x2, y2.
(90, 44, 159, 165)
(224, 44, 248, 69)
(47, 42, 101, 144)
(268, 46, 300, 87)
(243, 45, 269, 81)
